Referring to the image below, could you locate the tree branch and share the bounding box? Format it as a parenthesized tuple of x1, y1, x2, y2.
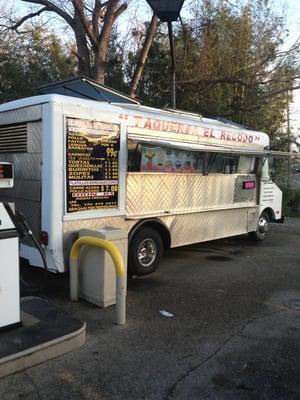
(98, 0, 118, 43)
(1, 7, 48, 32)
(112, 2, 127, 23)
(97, 1, 127, 43)
(72, 0, 98, 47)
(92, 0, 102, 36)
(130, 14, 159, 98)
(83, 4, 93, 13)
(181, 75, 300, 93)
(71, 48, 85, 63)
(21, 0, 74, 27)
(220, 85, 300, 116)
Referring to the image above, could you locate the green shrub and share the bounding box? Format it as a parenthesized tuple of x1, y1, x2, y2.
(280, 186, 300, 217)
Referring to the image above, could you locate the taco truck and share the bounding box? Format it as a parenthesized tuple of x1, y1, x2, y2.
(0, 78, 287, 277)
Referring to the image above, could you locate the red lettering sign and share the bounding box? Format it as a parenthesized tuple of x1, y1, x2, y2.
(243, 181, 256, 189)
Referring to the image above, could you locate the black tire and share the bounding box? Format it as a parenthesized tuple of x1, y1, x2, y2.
(249, 212, 270, 241)
(20, 258, 47, 296)
(128, 227, 163, 276)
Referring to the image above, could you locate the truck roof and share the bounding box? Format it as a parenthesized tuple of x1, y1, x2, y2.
(0, 93, 270, 148)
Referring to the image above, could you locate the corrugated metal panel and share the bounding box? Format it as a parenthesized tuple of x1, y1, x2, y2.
(0, 179, 40, 202)
(1, 153, 42, 180)
(233, 175, 257, 203)
(62, 216, 132, 236)
(0, 196, 41, 238)
(261, 182, 275, 205)
(0, 105, 41, 125)
(0, 121, 42, 236)
(62, 206, 255, 252)
(27, 122, 42, 153)
(168, 208, 248, 247)
(126, 173, 257, 216)
(126, 173, 234, 215)
(247, 208, 260, 232)
(14, 198, 41, 238)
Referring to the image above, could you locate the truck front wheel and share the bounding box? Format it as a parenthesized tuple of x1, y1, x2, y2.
(128, 227, 163, 276)
(249, 212, 270, 241)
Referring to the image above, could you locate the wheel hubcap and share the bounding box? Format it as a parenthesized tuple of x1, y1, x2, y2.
(137, 238, 157, 268)
(258, 216, 270, 235)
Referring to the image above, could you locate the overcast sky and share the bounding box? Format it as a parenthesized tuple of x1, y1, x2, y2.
(12, 0, 299, 74)
(13, 0, 299, 41)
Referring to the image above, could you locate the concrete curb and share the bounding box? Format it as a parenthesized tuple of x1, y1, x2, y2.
(0, 322, 86, 378)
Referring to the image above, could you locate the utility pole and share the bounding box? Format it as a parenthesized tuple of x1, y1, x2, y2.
(286, 89, 292, 180)
(168, 21, 176, 109)
(287, 90, 291, 151)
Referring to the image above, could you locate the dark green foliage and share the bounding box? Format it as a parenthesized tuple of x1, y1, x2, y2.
(280, 186, 300, 217)
(1, 1, 298, 158)
(0, 28, 76, 103)
(271, 157, 300, 216)
(105, 30, 128, 93)
(126, 0, 298, 143)
(132, 38, 171, 107)
(124, 29, 171, 107)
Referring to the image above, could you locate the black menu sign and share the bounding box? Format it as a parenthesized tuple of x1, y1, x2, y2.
(66, 117, 120, 213)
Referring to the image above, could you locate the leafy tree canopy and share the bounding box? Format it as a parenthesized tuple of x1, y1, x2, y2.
(0, 27, 76, 102)
(129, 0, 299, 141)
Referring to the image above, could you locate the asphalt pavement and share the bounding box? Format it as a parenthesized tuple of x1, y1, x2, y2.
(1, 219, 300, 399)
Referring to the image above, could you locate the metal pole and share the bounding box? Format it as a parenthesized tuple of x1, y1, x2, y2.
(287, 90, 291, 179)
(168, 21, 176, 109)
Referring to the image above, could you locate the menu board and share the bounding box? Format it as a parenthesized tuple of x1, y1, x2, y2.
(66, 117, 120, 213)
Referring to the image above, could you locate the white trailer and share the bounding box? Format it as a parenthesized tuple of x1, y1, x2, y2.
(0, 80, 287, 276)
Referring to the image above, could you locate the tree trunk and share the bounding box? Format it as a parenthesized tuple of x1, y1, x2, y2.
(93, 0, 121, 84)
(129, 14, 159, 98)
(94, 46, 106, 84)
(73, 13, 92, 77)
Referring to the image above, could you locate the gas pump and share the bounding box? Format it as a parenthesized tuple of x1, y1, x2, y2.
(0, 162, 21, 331)
(0, 163, 85, 377)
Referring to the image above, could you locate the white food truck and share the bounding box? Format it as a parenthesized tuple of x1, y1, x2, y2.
(0, 78, 287, 276)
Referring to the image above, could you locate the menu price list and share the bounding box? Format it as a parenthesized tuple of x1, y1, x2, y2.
(66, 117, 120, 213)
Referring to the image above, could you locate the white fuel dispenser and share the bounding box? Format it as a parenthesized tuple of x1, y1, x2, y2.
(0, 163, 21, 331)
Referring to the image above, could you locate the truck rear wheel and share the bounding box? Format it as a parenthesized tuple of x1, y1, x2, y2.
(249, 212, 270, 241)
(128, 227, 163, 276)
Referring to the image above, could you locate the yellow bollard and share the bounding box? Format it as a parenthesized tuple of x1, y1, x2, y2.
(69, 236, 126, 325)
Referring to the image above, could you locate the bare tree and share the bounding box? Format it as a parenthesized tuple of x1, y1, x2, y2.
(8, 0, 128, 83)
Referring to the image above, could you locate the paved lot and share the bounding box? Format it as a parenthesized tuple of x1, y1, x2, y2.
(1, 219, 300, 399)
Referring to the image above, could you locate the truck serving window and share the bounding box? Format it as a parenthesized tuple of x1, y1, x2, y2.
(208, 154, 239, 174)
(128, 140, 142, 172)
(206, 154, 257, 174)
(138, 145, 205, 174)
(237, 156, 257, 174)
(128, 144, 258, 175)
